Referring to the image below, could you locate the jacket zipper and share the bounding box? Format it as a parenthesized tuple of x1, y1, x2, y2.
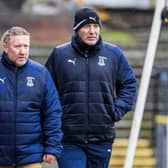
(85, 51, 89, 143)
(13, 67, 18, 166)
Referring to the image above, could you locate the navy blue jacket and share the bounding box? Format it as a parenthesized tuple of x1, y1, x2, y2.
(0, 52, 63, 166)
(46, 34, 136, 143)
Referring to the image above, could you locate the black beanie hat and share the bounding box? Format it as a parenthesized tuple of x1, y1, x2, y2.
(73, 7, 102, 32)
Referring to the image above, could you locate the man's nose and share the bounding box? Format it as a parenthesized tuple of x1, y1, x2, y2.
(20, 46, 26, 53)
(89, 26, 95, 33)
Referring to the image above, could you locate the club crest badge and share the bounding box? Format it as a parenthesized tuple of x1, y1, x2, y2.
(98, 56, 107, 66)
(26, 76, 35, 87)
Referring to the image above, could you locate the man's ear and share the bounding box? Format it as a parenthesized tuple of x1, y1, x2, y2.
(2, 43, 8, 54)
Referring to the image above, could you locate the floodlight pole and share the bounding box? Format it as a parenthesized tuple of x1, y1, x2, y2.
(124, 0, 165, 168)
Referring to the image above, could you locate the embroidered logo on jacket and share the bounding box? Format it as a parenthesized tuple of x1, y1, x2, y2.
(98, 56, 107, 66)
(26, 76, 35, 87)
(68, 58, 76, 65)
(0, 77, 6, 84)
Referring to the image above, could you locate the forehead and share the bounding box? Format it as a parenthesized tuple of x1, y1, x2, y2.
(80, 23, 100, 30)
(9, 35, 30, 43)
(83, 23, 99, 27)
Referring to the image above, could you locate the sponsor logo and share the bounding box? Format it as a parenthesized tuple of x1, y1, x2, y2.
(68, 58, 76, 65)
(89, 17, 96, 22)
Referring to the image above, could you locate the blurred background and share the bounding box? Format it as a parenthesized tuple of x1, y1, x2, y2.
(0, 0, 168, 168)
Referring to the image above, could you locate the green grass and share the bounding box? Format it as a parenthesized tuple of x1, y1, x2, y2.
(101, 27, 136, 45)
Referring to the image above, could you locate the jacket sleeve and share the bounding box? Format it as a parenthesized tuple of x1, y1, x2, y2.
(114, 48, 137, 122)
(42, 68, 63, 158)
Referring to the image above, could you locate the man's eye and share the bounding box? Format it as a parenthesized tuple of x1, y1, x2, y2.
(15, 45, 21, 48)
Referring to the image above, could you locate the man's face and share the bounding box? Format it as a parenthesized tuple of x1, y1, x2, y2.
(2, 35, 30, 67)
(77, 23, 100, 46)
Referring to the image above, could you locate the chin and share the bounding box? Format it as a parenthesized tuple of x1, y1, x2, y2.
(87, 41, 97, 46)
(16, 61, 27, 67)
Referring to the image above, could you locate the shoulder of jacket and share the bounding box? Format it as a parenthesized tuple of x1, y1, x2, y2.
(56, 42, 71, 50)
(51, 42, 72, 56)
(50, 42, 72, 59)
(103, 41, 123, 57)
(103, 41, 119, 50)
(28, 59, 43, 67)
(28, 59, 47, 73)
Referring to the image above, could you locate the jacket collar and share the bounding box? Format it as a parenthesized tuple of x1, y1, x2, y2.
(1, 52, 28, 70)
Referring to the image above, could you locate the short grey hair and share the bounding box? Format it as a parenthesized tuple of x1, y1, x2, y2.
(1, 26, 30, 44)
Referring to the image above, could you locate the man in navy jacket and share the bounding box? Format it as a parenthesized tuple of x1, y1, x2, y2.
(0, 26, 63, 168)
(46, 8, 136, 168)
